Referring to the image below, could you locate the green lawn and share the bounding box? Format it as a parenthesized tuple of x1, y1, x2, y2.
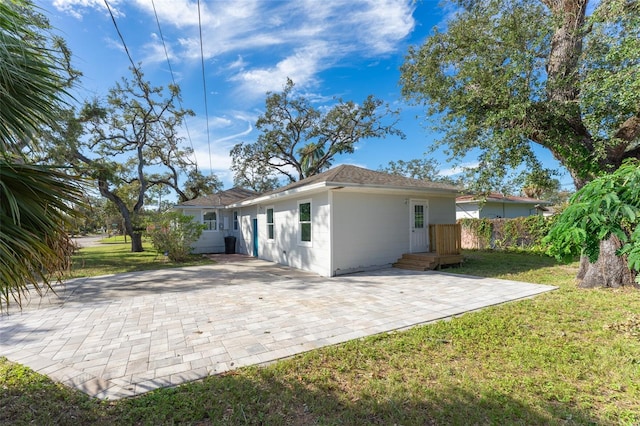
(2, 250, 639, 425)
(68, 240, 214, 278)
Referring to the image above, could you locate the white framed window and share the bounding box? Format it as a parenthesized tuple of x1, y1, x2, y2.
(203, 210, 217, 231)
(233, 211, 239, 231)
(298, 200, 311, 246)
(414, 204, 425, 228)
(266, 207, 274, 240)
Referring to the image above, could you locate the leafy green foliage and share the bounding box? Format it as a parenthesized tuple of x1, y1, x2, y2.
(520, 168, 561, 199)
(0, 162, 83, 310)
(231, 78, 404, 188)
(494, 216, 555, 252)
(0, 1, 66, 156)
(459, 218, 494, 249)
(145, 212, 205, 262)
(460, 216, 554, 252)
(400, 0, 640, 191)
(379, 158, 457, 184)
(0, 1, 84, 310)
(546, 160, 640, 277)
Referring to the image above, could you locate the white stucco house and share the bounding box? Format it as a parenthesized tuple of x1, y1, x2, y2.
(455, 193, 552, 220)
(174, 165, 460, 277)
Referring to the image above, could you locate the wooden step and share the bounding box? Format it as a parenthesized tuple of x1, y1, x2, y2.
(400, 253, 439, 262)
(392, 262, 429, 271)
(393, 259, 437, 268)
(392, 252, 464, 271)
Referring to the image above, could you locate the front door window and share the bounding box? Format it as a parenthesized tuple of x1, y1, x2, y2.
(414, 205, 424, 229)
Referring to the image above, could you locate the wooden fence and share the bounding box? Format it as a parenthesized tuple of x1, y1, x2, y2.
(429, 224, 462, 255)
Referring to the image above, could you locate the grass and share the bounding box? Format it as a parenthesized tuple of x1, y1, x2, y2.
(2, 250, 639, 425)
(67, 241, 214, 278)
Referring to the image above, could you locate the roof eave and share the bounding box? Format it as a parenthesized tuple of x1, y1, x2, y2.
(173, 204, 225, 209)
(328, 182, 459, 194)
(227, 181, 329, 208)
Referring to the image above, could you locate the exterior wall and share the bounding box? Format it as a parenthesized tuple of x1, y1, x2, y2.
(456, 203, 480, 220)
(428, 196, 457, 224)
(499, 203, 540, 219)
(179, 209, 224, 253)
(179, 189, 456, 276)
(253, 192, 331, 276)
(331, 192, 456, 276)
(457, 202, 541, 220)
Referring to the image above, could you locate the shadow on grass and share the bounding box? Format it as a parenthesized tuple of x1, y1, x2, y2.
(0, 357, 601, 425)
(68, 369, 611, 424)
(455, 250, 564, 277)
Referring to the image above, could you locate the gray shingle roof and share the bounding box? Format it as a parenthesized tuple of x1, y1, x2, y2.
(260, 164, 459, 197)
(177, 187, 259, 207)
(177, 165, 458, 208)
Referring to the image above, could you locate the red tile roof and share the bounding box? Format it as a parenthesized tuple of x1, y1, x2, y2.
(456, 192, 551, 204)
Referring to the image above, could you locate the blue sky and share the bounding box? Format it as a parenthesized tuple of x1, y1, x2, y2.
(40, 0, 569, 190)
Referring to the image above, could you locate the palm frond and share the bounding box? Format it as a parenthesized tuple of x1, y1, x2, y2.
(0, 161, 84, 310)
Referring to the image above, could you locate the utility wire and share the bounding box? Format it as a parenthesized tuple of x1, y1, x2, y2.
(103, 0, 163, 125)
(150, 0, 198, 171)
(103, 0, 144, 85)
(197, 0, 214, 175)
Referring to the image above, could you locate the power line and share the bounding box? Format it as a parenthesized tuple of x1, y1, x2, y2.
(197, 0, 214, 175)
(150, 0, 198, 171)
(103, 0, 144, 84)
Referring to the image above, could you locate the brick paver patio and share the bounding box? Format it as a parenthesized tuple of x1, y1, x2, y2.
(0, 256, 556, 400)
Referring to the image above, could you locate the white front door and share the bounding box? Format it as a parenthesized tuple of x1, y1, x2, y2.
(410, 199, 429, 253)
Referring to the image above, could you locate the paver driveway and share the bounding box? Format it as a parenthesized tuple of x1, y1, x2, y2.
(0, 256, 556, 400)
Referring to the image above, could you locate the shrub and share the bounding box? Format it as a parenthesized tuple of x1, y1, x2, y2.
(459, 216, 555, 252)
(145, 212, 205, 262)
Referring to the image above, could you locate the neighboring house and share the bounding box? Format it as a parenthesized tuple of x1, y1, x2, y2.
(455, 193, 552, 220)
(174, 187, 259, 254)
(174, 165, 460, 277)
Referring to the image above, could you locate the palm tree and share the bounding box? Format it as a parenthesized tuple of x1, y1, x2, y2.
(0, 1, 83, 310)
(298, 142, 329, 178)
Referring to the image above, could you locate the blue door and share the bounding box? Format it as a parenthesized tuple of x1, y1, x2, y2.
(252, 218, 258, 257)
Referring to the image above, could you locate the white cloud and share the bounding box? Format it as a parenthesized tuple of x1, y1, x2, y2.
(100, 0, 416, 99)
(229, 43, 326, 98)
(141, 35, 171, 65)
(53, 0, 124, 18)
(347, 0, 416, 54)
(440, 162, 480, 177)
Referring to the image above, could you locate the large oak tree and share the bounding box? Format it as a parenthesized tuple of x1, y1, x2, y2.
(45, 68, 221, 253)
(401, 0, 640, 287)
(231, 78, 404, 190)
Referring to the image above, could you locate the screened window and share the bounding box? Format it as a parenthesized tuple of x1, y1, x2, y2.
(299, 201, 311, 243)
(414, 205, 424, 229)
(267, 207, 274, 240)
(233, 211, 239, 231)
(203, 211, 217, 231)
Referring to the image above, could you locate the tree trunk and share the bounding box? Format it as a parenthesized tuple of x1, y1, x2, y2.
(576, 235, 638, 288)
(129, 231, 144, 253)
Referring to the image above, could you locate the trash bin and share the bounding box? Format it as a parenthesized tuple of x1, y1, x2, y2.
(224, 236, 236, 254)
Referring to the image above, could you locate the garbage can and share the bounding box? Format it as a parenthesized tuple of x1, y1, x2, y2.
(224, 236, 236, 254)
